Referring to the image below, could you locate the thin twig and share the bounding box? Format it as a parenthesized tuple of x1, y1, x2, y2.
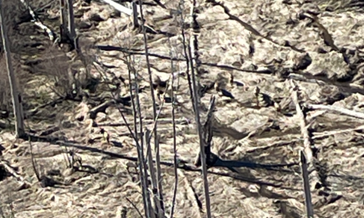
(290, 80, 315, 164)
(290, 80, 317, 218)
(97, 118, 189, 127)
(178, 169, 203, 218)
(133, 57, 153, 217)
(187, 23, 212, 218)
(126, 197, 143, 218)
(179, 2, 195, 113)
(148, 77, 171, 141)
(137, 0, 164, 214)
(91, 59, 138, 143)
(95, 45, 276, 74)
(145, 129, 163, 217)
(125, 55, 140, 145)
(205, 0, 304, 53)
(188, 0, 212, 216)
(168, 37, 179, 218)
(113, 20, 150, 217)
(312, 124, 364, 140)
(125, 54, 151, 217)
(28, 136, 42, 183)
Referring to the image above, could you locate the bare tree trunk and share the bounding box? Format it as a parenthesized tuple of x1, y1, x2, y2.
(60, 0, 66, 27)
(66, 0, 76, 48)
(0, 0, 25, 138)
(59, 0, 67, 42)
(132, 0, 138, 28)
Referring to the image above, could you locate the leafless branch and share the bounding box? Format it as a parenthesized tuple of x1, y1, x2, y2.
(28, 136, 42, 184)
(148, 78, 171, 141)
(290, 79, 318, 217)
(90, 58, 138, 143)
(126, 197, 143, 218)
(137, 0, 164, 214)
(205, 0, 304, 53)
(186, 9, 212, 218)
(290, 81, 316, 163)
(128, 55, 152, 217)
(313, 124, 364, 140)
(179, 3, 195, 113)
(145, 129, 163, 217)
(95, 45, 274, 75)
(168, 36, 178, 218)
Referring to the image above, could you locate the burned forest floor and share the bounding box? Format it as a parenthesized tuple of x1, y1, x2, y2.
(2, 0, 364, 217)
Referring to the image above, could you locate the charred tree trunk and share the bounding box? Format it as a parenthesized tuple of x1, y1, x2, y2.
(67, 0, 77, 49)
(59, 0, 77, 50)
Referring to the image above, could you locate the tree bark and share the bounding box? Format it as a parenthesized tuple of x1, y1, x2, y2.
(0, 0, 25, 138)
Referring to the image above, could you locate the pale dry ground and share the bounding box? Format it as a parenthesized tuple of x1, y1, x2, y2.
(1, 0, 364, 217)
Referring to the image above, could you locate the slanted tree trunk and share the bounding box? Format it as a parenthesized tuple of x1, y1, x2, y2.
(0, 0, 25, 138)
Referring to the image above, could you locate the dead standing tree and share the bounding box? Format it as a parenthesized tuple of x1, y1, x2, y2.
(0, 0, 25, 138)
(59, 0, 77, 50)
(67, 0, 76, 41)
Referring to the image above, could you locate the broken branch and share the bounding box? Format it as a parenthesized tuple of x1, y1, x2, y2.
(305, 103, 364, 120)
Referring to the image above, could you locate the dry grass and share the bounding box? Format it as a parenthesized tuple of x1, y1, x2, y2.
(36, 46, 75, 99)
